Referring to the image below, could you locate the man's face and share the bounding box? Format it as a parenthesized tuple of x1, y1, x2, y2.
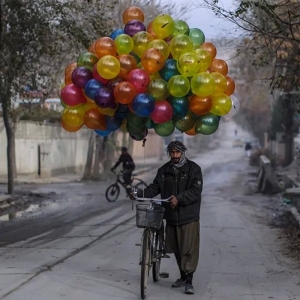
(170, 149, 182, 164)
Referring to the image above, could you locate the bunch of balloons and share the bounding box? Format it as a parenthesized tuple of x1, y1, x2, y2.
(60, 6, 239, 140)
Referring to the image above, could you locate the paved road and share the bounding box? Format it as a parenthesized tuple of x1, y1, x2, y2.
(0, 121, 300, 300)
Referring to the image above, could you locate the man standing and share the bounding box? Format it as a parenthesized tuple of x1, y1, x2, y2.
(132, 141, 203, 294)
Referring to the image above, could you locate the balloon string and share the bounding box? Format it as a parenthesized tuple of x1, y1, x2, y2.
(142, 139, 147, 199)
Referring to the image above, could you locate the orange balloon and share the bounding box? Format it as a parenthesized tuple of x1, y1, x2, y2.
(123, 6, 145, 24)
(224, 75, 235, 96)
(64, 62, 77, 85)
(201, 42, 217, 59)
(211, 59, 229, 76)
(94, 37, 117, 58)
(118, 54, 138, 79)
(84, 108, 106, 130)
(113, 81, 137, 104)
(189, 95, 212, 116)
(141, 48, 165, 74)
(185, 126, 198, 136)
(147, 21, 158, 38)
(61, 119, 82, 132)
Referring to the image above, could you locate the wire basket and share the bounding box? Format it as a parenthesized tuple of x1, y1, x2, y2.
(136, 204, 165, 230)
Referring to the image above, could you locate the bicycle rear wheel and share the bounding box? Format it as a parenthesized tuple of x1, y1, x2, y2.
(105, 183, 120, 202)
(141, 228, 151, 299)
(152, 225, 164, 282)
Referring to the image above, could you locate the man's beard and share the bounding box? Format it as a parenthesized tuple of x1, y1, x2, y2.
(171, 157, 180, 164)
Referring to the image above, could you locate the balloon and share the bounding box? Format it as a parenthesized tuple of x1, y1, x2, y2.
(96, 55, 120, 79)
(189, 28, 205, 44)
(141, 48, 165, 74)
(210, 94, 232, 116)
(65, 62, 77, 85)
(84, 79, 103, 100)
(94, 37, 117, 58)
(174, 111, 196, 132)
(211, 59, 229, 76)
(201, 42, 217, 59)
(150, 100, 173, 123)
(177, 52, 201, 77)
(159, 59, 180, 81)
(60, 84, 87, 106)
(150, 72, 161, 80)
(195, 113, 219, 135)
(106, 115, 123, 131)
(124, 20, 146, 36)
(147, 21, 158, 38)
(211, 72, 227, 96)
(147, 78, 169, 100)
(61, 119, 82, 132)
(77, 52, 99, 70)
(130, 51, 141, 64)
(94, 87, 115, 108)
(189, 95, 212, 116)
(107, 77, 124, 90)
(84, 108, 106, 130)
(173, 20, 190, 36)
(154, 120, 175, 137)
(167, 96, 189, 117)
(132, 93, 155, 117)
(167, 75, 190, 97)
(95, 129, 112, 136)
(169, 34, 193, 60)
(114, 81, 137, 104)
(123, 6, 145, 24)
(88, 42, 97, 56)
(120, 120, 128, 132)
(115, 103, 129, 119)
(126, 111, 148, 127)
(130, 128, 148, 141)
(71, 67, 93, 89)
(115, 34, 134, 54)
(226, 95, 240, 117)
(127, 123, 147, 135)
(147, 39, 170, 60)
(92, 65, 109, 84)
(61, 107, 84, 127)
(127, 69, 150, 93)
(118, 54, 138, 79)
(97, 106, 117, 117)
(191, 72, 215, 97)
(146, 118, 154, 129)
(224, 76, 235, 96)
(194, 48, 212, 72)
(152, 14, 175, 39)
(185, 126, 198, 136)
(132, 31, 154, 57)
(110, 28, 125, 40)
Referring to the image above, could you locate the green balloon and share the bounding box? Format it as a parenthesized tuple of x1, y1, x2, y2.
(154, 120, 175, 137)
(195, 113, 220, 135)
(189, 28, 205, 45)
(77, 52, 99, 71)
(147, 79, 169, 101)
(146, 118, 154, 129)
(127, 123, 146, 135)
(173, 20, 190, 36)
(174, 111, 196, 132)
(126, 111, 148, 128)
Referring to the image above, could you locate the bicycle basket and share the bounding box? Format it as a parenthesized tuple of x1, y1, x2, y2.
(136, 204, 165, 230)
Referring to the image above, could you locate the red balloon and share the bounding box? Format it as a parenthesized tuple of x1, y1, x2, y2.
(60, 84, 87, 106)
(93, 65, 109, 84)
(127, 69, 150, 93)
(150, 100, 173, 124)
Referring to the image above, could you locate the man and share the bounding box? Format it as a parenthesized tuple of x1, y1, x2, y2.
(131, 141, 203, 295)
(111, 147, 135, 194)
(245, 142, 252, 157)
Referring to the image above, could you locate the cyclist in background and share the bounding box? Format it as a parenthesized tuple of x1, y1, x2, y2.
(111, 147, 135, 194)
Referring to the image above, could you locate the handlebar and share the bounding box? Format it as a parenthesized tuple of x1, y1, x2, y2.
(131, 188, 172, 202)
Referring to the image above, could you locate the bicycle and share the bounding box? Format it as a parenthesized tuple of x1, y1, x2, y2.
(133, 191, 172, 299)
(105, 171, 147, 202)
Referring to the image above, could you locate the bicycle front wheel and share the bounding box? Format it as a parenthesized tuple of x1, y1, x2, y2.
(105, 184, 120, 202)
(141, 229, 151, 299)
(152, 226, 164, 282)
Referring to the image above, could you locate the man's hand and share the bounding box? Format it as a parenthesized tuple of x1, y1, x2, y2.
(129, 193, 136, 200)
(170, 195, 178, 209)
(111, 168, 115, 172)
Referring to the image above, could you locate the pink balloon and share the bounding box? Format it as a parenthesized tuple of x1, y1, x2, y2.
(127, 69, 150, 93)
(60, 84, 87, 106)
(150, 100, 173, 124)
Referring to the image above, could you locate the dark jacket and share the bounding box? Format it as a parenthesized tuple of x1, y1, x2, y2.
(138, 159, 203, 225)
(113, 153, 135, 170)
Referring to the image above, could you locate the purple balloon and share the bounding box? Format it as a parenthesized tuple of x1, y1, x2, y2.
(107, 77, 124, 91)
(94, 87, 115, 108)
(124, 20, 146, 36)
(71, 67, 93, 89)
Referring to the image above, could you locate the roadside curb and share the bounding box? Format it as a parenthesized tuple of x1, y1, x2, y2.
(290, 207, 300, 227)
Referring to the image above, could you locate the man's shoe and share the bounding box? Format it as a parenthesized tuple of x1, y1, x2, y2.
(171, 278, 186, 288)
(185, 284, 194, 294)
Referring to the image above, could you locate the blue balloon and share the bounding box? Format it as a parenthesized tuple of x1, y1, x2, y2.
(116, 104, 129, 119)
(159, 59, 180, 82)
(84, 79, 103, 100)
(94, 129, 111, 137)
(110, 28, 124, 40)
(167, 96, 189, 117)
(132, 93, 155, 117)
(106, 115, 122, 131)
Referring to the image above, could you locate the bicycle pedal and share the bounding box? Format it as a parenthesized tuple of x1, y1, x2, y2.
(159, 272, 169, 278)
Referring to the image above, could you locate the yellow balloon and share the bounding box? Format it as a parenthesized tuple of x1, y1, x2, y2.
(210, 94, 232, 116)
(61, 107, 84, 127)
(211, 72, 227, 96)
(152, 14, 175, 39)
(167, 75, 190, 97)
(169, 34, 193, 60)
(115, 34, 134, 54)
(96, 55, 120, 79)
(147, 39, 170, 60)
(132, 31, 154, 57)
(150, 72, 161, 80)
(97, 106, 117, 116)
(177, 52, 201, 77)
(194, 48, 212, 72)
(191, 72, 215, 97)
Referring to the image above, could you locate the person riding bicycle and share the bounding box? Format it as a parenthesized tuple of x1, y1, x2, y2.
(130, 140, 203, 295)
(111, 147, 135, 194)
